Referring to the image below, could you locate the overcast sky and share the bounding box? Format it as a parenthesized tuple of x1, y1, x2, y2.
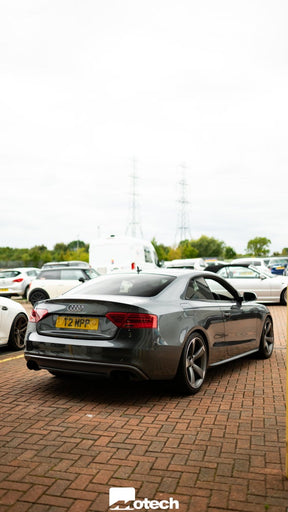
(1, 0, 287, 254)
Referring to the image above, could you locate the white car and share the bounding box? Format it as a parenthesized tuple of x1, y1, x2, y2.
(231, 258, 269, 272)
(215, 264, 287, 304)
(0, 297, 28, 350)
(0, 267, 40, 299)
(27, 266, 99, 305)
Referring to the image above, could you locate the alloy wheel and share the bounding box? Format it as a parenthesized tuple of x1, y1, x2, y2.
(261, 317, 274, 358)
(177, 332, 208, 394)
(9, 314, 28, 350)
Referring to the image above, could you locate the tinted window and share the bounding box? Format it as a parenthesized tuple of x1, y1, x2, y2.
(205, 278, 235, 301)
(66, 274, 175, 297)
(39, 270, 61, 279)
(60, 269, 85, 280)
(185, 277, 214, 301)
(186, 276, 235, 302)
(0, 271, 20, 279)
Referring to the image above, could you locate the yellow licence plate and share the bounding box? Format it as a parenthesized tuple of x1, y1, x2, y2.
(55, 316, 99, 330)
(0, 288, 8, 292)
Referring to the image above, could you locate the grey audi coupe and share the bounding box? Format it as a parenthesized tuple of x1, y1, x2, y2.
(24, 270, 274, 394)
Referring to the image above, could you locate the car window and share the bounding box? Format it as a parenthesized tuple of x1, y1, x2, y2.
(144, 247, 153, 263)
(185, 276, 236, 302)
(230, 266, 258, 278)
(65, 274, 176, 297)
(218, 266, 258, 279)
(205, 278, 235, 301)
(0, 271, 20, 279)
(185, 277, 215, 301)
(39, 270, 61, 279)
(217, 267, 229, 278)
(27, 270, 38, 276)
(60, 269, 85, 280)
(269, 258, 288, 266)
(84, 269, 99, 279)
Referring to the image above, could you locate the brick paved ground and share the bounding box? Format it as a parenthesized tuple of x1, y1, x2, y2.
(0, 304, 287, 512)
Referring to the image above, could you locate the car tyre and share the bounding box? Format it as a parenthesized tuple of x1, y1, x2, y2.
(29, 289, 49, 306)
(176, 332, 208, 394)
(280, 288, 287, 305)
(8, 313, 28, 351)
(258, 316, 274, 359)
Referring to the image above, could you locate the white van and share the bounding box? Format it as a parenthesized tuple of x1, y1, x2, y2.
(89, 236, 159, 274)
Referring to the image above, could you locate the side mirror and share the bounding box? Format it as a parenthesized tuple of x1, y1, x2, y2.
(79, 277, 85, 283)
(242, 291, 257, 302)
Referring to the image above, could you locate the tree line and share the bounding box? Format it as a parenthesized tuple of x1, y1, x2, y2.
(0, 236, 287, 269)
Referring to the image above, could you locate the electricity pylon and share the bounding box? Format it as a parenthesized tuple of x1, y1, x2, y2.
(126, 158, 143, 238)
(175, 163, 192, 243)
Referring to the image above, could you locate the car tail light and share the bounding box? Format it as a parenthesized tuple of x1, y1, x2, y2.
(106, 312, 158, 329)
(13, 278, 24, 283)
(29, 307, 49, 323)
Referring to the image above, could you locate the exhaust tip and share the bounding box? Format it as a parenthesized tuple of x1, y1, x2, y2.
(26, 360, 40, 371)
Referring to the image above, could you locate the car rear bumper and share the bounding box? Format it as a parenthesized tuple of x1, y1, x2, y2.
(24, 327, 180, 381)
(25, 353, 150, 380)
(0, 285, 25, 297)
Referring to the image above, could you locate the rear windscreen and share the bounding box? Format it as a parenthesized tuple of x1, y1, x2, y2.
(0, 271, 20, 278)
(65, 274, 175, 297)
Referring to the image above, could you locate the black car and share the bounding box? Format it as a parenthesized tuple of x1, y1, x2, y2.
(25, 270, 274, 394)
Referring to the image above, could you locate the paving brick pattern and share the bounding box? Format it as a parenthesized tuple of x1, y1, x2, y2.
(0, 304, 287, 511)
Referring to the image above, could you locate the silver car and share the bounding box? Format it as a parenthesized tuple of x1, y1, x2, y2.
(215, 264, 287, 304)
(25, 270, 273, 395)
(0, 267, 40, 299)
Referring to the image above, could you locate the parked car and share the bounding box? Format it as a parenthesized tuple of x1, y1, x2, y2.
(163, 258, 207, 270)
(42, 261, 90, 269)
(25, 269, 273, 394)
(0, 297, 28, 350)
(269, 263, 288, 276)
(27, 266, 99, 305)
(231, 257, 269, 271)
(266, 257, 288, 276)
(208, 263, 287, 304)
(0, 268, 40, 299)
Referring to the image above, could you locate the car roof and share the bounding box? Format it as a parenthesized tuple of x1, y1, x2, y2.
(39, 266, 91, 272)
(42, 261, 90, 267)
(0, 267, 39, 272)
